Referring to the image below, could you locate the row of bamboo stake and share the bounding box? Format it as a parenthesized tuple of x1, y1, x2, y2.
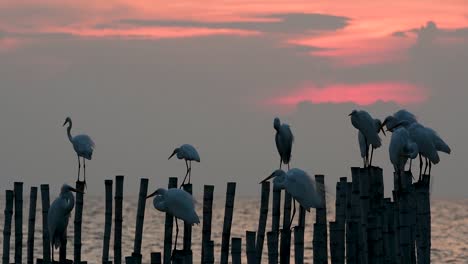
(1, 167, 431, 264)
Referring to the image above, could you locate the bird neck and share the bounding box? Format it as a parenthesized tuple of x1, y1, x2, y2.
(66, 120, 73, 142)
(61, 191, 75, 214)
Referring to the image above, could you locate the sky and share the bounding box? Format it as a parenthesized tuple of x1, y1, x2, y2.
(0, 0, 467, 198)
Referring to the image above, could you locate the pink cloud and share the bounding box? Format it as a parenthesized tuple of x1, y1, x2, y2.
(266, 82, 428, 107)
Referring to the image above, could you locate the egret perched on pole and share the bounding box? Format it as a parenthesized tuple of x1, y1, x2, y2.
(349, 110, 384, 167)
(273, 117, 294, 170)
(168, 144, 200, 187)
(146, 188, 200, 256)
(359, 118, 385, 167)
(63, 117, 95, 187)
(260, 168, 323, 228)
(48, 184, 83, 262)
(388, 125, 419, 176)
(382, 109, 418, 131)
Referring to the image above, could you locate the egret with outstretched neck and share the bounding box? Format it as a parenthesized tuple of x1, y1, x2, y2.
(168, 144, 200, 187)
(274, 117, 294, 170)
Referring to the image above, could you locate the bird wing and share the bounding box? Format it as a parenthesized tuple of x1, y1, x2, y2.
(166, 189, 200, 225)
(426, 128, 451, 154)
(358, 131, 367, 158)
(276, 124, 294, 164)
(409, 124, 440, 164)
(356, 111, 381, 148)
(181, 144, 201, 162)
(389, 128, 409, 171)
(48, 198, 70, 249)
(73, 134, 95, 158)
(394, 109, 417, 123)
(285, 169, 322, 209)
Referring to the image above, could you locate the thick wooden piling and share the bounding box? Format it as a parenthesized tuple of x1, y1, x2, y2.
(279, 192, 292, 264)
(163, 177, 178, 264)
(40, 184, 51, 263)
(358, 168, 370, 264)
(415, 174, 430, 264)
(132, 178, 149, 264)
(74, 181, 86, 264)
(246, 231, 257, 264)
(2, 190, 14, 264)
(334, 177, 347, 264)
(114, 175, 124, 264)
(313, 174, 327, 264)
(368, 214, 384, 264)
(392, 191, 401, 264)
(293, 227, 304, 264)
(150, 253, 161, 264)
(231, 237, 242, 264)
(267, 231, 278, 264)
(398, 171, 412, 264)
(256, 181, 270, 264)
(27, 187, 38, 264)
(14, 182, 24, 264)
(271, 185, 281, 232)
(102, 180, 113, 264)
(383, 198, 396, 264)
(203, 241, 215, 264)
(220, 182, 236, 264)
(201, 185, 214, 264)
(329, 221, 339, 264)
(345, 180, 357, 264)
(182, 183, 193, 264)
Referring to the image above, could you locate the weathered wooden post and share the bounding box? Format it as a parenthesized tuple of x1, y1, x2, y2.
(383, 198, 396, 264)
(14, 182, 23, 264)
(131, 178, 149, 264)
(246, 231, 257, 264)
(313, 174, 327, 264)
(2, 190, 14, 264)
(334, 177, 347, 264)
(398, 171, 412, 264)
(368, 214, 384, 264)
(293, 227, 304, 264)
(392, 190, 401, 264)
(271, 184, 281, 262)
(201, 185, 214, 264)
(150, 253, 161, 264)
(74, 181, 86, 264)
(267, 231, 278, 264)
(203, 241, 215, 264)
(358, 168, 370, 264)
(345, 180, 357, 264)
(27, 187, 38, 264)
(415, 174, 430, 264)
(114, 175, 124, 264)
(231, 237, 242, 264)
(102, 180, 113, 264)
(220, 182, 236, 264)
(256, 181, 270, 264)
(40, 184, 51, 263)
(329, 221, 339, 264)
(182, 183, 193, 264)
(279, 192, 292, 264)
(163, 177, 177, 264)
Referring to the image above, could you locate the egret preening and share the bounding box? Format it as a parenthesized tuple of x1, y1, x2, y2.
(168, 144, 200, 187)
(358, 118, 386, 167)
(146, 188, 199, 256)
(48, 184, 83, 262)
(260, 168, 323, 229)
(382, 109, 418, 131)
(389, 125, 419, 176)
(349, 110, 384, 167)
(63, 117, 95, 187)
(274, 117, 294, 170)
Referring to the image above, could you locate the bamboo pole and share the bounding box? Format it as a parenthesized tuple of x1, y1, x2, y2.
(279, 192, 292, 264)
(114, 175, 124, 264)
(256, 181, 270, 264)
(293, 227, 304, 264)
(267, 231, 278, 264)
(14, 182, 23, 264)
(335, 177, 347, 264)
(358, 168, 370, 264)
(203, 241, 214, 264)
(246, 231, 257, 264)
(150, 252, 161, 264)
(201, 185, 214, 264)
(415, 174, 430, 264)
(313, 174, 327, 264)
(102, 180, 113, 263)
(27, 187, 37, 264)
(329, 221, 339, 264)
(2, 190, 14, 264)
(271, 185, 281, 232)
(368, 214, 384, 264)
(131, 178, 149, 264)
(163, 177, 177, 264)
(40, 184, 51, 263)
(393, 191, 401, 264)
(183, 183, 193, 264)
(383, 198, 396, 264)
(345, 181, 357, 264)
(231, 237, 242, 264)
(398, 171, 412, 264)
(220, 182, 236, 264)
(74, 181, 86, 263)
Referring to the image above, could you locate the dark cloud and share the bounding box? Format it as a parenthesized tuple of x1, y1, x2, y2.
(391, 31, 407, 37)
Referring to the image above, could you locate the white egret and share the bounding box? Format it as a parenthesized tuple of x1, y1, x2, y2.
(48, 184, 82, 262)
(260, 168, 323, 228)
(146, 188, 199, 256)
(349, 110, 383, 167)
(382, 109, 418, 131)
(168, 144, 200, 187)
(359, 118, 386, 167)
(274, 117, 294, 170)
(389, 126, 419, 175)
(63, 117, 95, 187)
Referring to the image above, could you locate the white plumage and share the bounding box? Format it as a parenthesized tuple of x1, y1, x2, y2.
(350, 110, 383, 167)
(389, 126, 419, 174)
(169, 144, 200, 187)
(274, 117, 294, 170)
(358, 118, 384, 167)
(383, 109, 418, 131)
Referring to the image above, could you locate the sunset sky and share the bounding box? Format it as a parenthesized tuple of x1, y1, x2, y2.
(1, 0, 467, 197)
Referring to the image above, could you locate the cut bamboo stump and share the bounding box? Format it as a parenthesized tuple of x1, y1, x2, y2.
(14, 182, 24, 264)
(131, 178, 149, 264)
(368, 214, 384, 264)
(246, 231, 257, 264)
(102, 180, 113, 264)
(345, 180, 357, 264)
(220, 182, 236, 264)
(383, 198, 396, 264)
(203, 241, 214, 264)
(358, 168, 370, 264)
(279, 192, 292, 264)
(201, 185, 214, 264)
(329, 221, 339, 264)
(150, 253, 161, 264)
(293, 227, 304, 264)
(415, 174, 431, 264)
(398, 171, 413, 264)
(114, 176, 124, 264)
(163, 177, 177, 264)
(74, 181, 86, 264)
(231, 237, 242, 264)
(271, 184, 281, 263)
(183, 183, 193, 264)
(333, 177, 347, 264)
(2, 190, 14, 264)
(27, 187, 38, 264)
(256, 181, 270, 264)
(313, 174, 327, 264)
(266, 231, 278, 264)
(40, 184, 51, 263)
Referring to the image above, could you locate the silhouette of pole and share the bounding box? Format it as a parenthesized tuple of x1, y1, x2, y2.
(132, 178, 149, 263)
(2, 190, 14, 264)
(27, 187, 37, 264)
(114, 175, 124, 264)
(256, 181, 270, 264)
(102, 180, 113, 263)
(246, 231, 257, 264)
(201, 185, 214, 264)
(280, 192, 292, 264)
(183, 183, 193, 264)
(40, 184, 51, 263)
(74, 181, 86, 263)
(220, 182, 236, 264)
(267, 231, 278, 264)
(231, 237, 242, 264)
(14, 182, 23, 264)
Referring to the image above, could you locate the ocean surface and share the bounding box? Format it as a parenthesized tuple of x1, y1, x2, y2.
(0, 195, 466, 263)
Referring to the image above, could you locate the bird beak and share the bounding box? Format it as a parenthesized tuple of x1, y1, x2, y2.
(379, 119, 387, 133)
(168, 150, 177, 160)
(260, 172, 275, 184)
(348, 112, 353, 116)
(69, 187, 84, 194)
(62, 120, 67, 126)
(146, 190, 157, 199)
(380, 126, 386, 136)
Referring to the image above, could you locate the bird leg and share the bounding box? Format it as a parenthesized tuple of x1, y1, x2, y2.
(428, 161, 432, 176)
(180, 160, 190, 188)
(279, 158, 283, 170)
(188, 160, 192, 184)
(77, 156, 81, 182)
(289, 200, 296, 230)
(369, 147, 374, 168)
(409, 158, 413, 173)
(83, 158, 87, 190)
(419, 154, 423, 181)
(287, 163, 290, 171)
(423, 157, 429, 176)
(365, 137, 369, 168)
(172, 219, 179, 260)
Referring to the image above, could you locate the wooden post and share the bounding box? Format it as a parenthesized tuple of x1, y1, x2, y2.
(2, 190, 14, 264)
(40, 184, 51, 263)
(334, 178, 347, 264)
(131, 178, 149, 264)
(231, 237, 242, 264)
(201, 185, 214, 264)
(271, 185, 281, 232)
(393, 191, 401, 264)
(279, 192, 292, 264)
(150, 252, 161, 264)
(345, 181, 357, 264)
(246, 231, 257, 264)
(73, 181, 86, 263)
(368, 214, 384, 264)
(114, 175, 124, 264)
(256, 181, 270, 264)
(163, 177, 177, 264)
(293, 227, 304, 264)
(398, 171, 412, 264)
(329, 221, 338, 264)
(220, 182, 236, 264)
(313, 175, 327, 264)
(27, 187, 38, 264)
(415, 174, 430, 264)
(14, 182, 23, 264)
(182, 183, 193, 264)
(203, 241, 214, 264)
(383, 198, 396, 264)
(267, 231, 278, 264)
(358, 168, 370, 264)
(102, 180, 113, 263)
